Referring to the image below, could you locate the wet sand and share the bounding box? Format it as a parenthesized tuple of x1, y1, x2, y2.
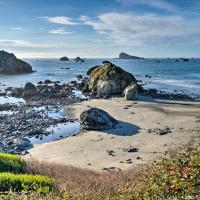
(27, 97, 200, 171)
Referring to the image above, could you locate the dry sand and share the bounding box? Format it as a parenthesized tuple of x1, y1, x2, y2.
(28, 97, 200, 171)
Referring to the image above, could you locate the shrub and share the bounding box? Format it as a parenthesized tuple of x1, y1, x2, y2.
(0, 153, 26, 173)
(0, 173, 54, 194)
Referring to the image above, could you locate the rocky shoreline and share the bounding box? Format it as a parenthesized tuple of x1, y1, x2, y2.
(0, 61, 198, 155)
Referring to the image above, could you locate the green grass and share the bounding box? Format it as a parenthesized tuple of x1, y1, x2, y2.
(0, 173, 54, 194)
(0, 153, 26, 173)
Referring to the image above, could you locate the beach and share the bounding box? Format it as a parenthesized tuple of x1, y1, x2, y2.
(28, 97, 200, 171)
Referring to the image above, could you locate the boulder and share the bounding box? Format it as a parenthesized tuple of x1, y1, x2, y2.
(23, 82, 37, 98)
(88, 62, 137, 96)
(0, 50, 33, 74)
(44, 79, 53, 84)
(60, 56, 69, 61)
(76, 74, 83, 79)
(11, 88, 24, 97)
(80, 108, 118, 130)
(119, 52, 141, 59)
(24, 82, 36, 90)
(124, 84, 138, 100)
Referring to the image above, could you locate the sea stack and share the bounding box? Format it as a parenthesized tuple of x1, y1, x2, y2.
(0, 50, 33, 74)
(87, 61, 137, 96)
(60, 56, 69, 61)
(119, 52, 141, 59)
(74, 57, 85, 62)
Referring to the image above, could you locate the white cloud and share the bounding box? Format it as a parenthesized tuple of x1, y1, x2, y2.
(80, 12, 200, 45)
(0, 40, 72, 48)
(11, 27, 23, 30)
(117, 0, 176, 11)
(49, 28, 74, 35)
(41, 16, 77, 25)
(0, 40, 35, 47)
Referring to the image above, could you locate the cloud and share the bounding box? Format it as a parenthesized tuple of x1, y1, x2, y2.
(0, 40, 35, 47)
(48, 28, 74, 35)
(41, 16, 77, 25)
(80, 12, 200, 46)
(117, 0, 176, 11)
(11, 27, 23, 30)
(0, 40, 72, 48)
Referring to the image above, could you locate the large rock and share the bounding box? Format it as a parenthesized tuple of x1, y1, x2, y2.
(0, 50, 33, 74)
(119, 52, 141, 59)
(80, 108, 118, 130)
(88, 62, 137, 96)
(124, 84, 138, 100)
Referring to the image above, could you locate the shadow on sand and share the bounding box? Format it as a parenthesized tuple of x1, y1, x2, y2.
(99, 120, 141, 136)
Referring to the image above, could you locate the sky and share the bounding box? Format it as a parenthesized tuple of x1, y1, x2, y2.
(0, 0, 200, 58)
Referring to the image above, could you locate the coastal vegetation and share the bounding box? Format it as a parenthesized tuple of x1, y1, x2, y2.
(0, 144, 199, 199)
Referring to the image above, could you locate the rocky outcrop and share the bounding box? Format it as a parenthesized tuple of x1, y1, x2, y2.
(80, 108, 118, 130)
(124, 84, 138, 100)
(0, 50, 33, 74)
(119, 52, 141, 59)
(60, 56, 69, 61)
(88, 62, 137, 96)
(74, 57, 85, 62)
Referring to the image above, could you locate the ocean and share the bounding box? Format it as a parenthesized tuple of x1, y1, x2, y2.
(0, 58, 200, 100)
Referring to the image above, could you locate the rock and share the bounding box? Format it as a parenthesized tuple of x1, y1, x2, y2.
(106, 150, 115, 156)
(102, 60, 112, 64)
(60, 56, 69, 61)
(183, 58, 189, 62)
(147, 126, 172, 135)
(76, 75, 83, 79)
(24, 82, 36, 91)
(0, 50, 33, 74)
(11, 88, 24, 97)
(14, 138, 33, 151)
(44, 80, 52, 84)
(37, 81, 43, 84)
(123, 146, 138, 153)
(119, 52, 141, 59)
(88, 62, 137, 96)
(80, 108, 118, 130)
(87, 65, 99, 76)
(124, 84, 138, 100)
(23, 82, 37, 98)
(74, 57, 85, 62)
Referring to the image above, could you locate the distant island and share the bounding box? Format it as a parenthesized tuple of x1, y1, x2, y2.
(119, 52, 141, 59)
(60, 56, 69, 61)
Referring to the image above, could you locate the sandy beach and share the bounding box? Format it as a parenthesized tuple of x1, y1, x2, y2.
(27, 97, 200, 171)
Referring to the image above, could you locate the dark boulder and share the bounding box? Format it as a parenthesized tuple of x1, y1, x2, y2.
(80, 108, 118, 130)
(23, 82, 37, 97)
(44, 80, 53, 84)
(24, 82, 36, 91)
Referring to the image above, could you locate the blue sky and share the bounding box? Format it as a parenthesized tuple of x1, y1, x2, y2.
(0, 0, 199, 58)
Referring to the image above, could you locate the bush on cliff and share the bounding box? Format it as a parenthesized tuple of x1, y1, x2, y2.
(0, 153, 26, 173)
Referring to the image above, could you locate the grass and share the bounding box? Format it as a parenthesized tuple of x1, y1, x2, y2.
(0, 153, 26, 173)
(0, 173, 54, 194)
(0, 144, 199, 199)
